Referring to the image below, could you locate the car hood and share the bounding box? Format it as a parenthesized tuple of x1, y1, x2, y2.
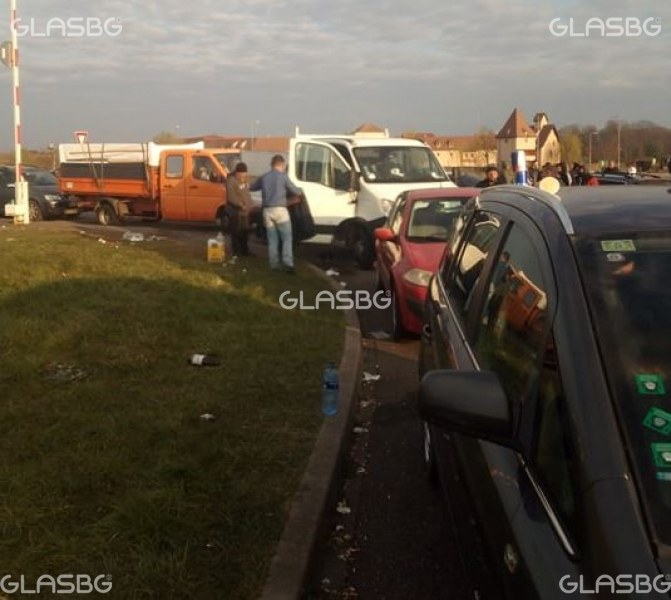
(400, 239, 446, 273)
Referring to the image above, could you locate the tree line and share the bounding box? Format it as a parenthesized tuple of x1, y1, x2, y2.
(560, 120, 671, 170)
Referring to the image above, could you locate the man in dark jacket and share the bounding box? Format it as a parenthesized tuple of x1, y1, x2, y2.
(226, 162, 252, 257)
(476, 165, 505, 188)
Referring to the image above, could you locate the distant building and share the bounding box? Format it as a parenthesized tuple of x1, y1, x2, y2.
(496, 108, 562, 168)
(401, 132, 497, 169)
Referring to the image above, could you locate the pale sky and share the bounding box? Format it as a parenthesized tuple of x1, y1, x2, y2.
(0, 0, 669, 149)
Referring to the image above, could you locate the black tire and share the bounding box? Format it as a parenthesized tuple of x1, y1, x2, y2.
(28, 199, 44, 222)
(353, 226, 375, 270)
(391, 287, 405, 340)
(423, 422, 438, 485)
(96, 203, 120, 226)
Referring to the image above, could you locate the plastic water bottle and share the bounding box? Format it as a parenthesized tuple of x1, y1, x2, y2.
(321, 362, 340, 416)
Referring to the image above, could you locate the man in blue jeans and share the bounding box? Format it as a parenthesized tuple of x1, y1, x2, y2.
(250, 155, 303, 273)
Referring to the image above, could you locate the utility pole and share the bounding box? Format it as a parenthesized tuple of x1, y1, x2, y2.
(6, 0, 29, 222)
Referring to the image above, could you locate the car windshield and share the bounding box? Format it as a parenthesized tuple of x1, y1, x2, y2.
(406, 198, 468, 241)
(23, 170, 57, 186)
(353, 146, 448, 184)
(575, 233, 671, 546)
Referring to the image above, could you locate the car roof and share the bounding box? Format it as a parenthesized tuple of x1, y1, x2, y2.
(404, 187, 479, 201)
(482, 185, 671, 236)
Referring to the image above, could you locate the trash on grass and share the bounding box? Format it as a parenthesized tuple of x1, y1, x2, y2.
(200, 413, 216, 421)
(325, 268, 340, 277)
(122, 231, 145, 242)
(352, 426, 368, 434)
(43, 363, 88, 383)
(97, 238, 107, 244)
(339, 281, 347, 288)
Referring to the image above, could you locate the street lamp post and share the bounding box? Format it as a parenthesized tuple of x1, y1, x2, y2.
(617, 119, 622, 171)
(588, 131, 597, 169)
(251, 120, 260, 151)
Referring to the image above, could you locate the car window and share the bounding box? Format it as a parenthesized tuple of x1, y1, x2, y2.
(446, 210, 502, 324)
(407, 198, 466, 242)
(473, 225, 579, 529)
(531, 335, 579, 527)
(295, 142, 350, 189)
(575, 233, 671, 546)
(473, 224, 549, 404)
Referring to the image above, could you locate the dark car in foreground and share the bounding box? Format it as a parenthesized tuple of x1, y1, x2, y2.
(419, 185, 671, 599)
(0, 166, 78, 220)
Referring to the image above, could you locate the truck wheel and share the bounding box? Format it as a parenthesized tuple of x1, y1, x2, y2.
(353, 226, 375, 270)
(29, 200, 44, 221)
(97, 203, 120, 226)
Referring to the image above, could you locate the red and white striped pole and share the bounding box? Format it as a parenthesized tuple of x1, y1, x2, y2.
(10, 0, 29, 223)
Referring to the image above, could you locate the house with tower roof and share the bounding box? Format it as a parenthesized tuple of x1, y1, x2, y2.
(496, 108, 562, 169)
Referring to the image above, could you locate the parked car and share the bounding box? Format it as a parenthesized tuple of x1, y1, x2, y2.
(374, 187, 478, 338)
(419, 185, 671, 599)
(0, 165, 78, 220)
(593, 172, 671, 186)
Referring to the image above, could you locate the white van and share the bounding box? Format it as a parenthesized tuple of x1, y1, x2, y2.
(287, 128, 455, 268)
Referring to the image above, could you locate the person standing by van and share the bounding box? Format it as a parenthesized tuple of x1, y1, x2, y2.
(250, 155, 303, 273)
(226, 162, 252, 257)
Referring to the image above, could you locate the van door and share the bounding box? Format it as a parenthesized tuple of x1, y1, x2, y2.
(159, 153, 187, 221)
(185, 155, 226, 222)
(290, 139, 355, 239)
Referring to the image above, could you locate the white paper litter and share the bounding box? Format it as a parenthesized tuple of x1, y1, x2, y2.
(200, 413, 216, 421)
(336, 501, 351, 515)
(362, 372, 381, 383)
(325, 268, 340, 277)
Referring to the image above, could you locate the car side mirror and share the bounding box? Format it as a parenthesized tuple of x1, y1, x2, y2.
(419, 370, 518, 450)
(374, 227, 397, 243)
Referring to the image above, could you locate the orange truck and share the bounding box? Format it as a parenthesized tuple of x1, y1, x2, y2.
(58, 142, 241, 225)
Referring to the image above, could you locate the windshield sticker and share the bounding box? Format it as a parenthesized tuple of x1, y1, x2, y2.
(605, 252, 626, 262)
(657, 472, 671, 482)
(601, 240, 636, 252)
(651, 443, 671, 468)
(643, 407, 671, 436)
(635, 374, 666, 395)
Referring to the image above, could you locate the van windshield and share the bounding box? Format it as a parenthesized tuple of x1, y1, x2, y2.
(575, 233, 671, 546)
(352, 146, 448, 184)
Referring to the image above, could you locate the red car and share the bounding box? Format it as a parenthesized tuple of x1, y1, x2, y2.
(374, 188, 479, 337)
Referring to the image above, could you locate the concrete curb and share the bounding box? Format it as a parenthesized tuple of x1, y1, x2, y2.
(259, 264, 362, 600)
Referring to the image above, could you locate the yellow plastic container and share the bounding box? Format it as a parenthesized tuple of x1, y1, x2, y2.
(207, 235, 225, 263)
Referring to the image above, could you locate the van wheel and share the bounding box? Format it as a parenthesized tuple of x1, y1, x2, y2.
(353, 226, 375, 269)
(29, 200, 44, 221)
(97, 203, 119, 226)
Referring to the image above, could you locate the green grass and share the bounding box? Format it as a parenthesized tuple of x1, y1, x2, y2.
(0, 228, 344, 599)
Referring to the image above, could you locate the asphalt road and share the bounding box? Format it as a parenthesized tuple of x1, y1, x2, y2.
(297, 245, 473, 600)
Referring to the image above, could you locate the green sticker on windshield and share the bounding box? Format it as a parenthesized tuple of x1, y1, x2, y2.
(635, 374, 666, 395)
(657, 472, 671, 482)
(601, 240, 636, 252)
(651, 443, 671, 468)
(643, 408, 671, 435)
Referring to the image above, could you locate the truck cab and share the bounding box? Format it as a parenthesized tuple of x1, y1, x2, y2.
(288, 129, 455, 268)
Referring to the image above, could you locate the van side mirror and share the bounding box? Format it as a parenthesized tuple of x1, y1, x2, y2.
(349, 170, 361, 192)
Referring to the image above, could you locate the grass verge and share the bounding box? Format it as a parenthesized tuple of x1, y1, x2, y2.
(0, 227, 344, 599)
